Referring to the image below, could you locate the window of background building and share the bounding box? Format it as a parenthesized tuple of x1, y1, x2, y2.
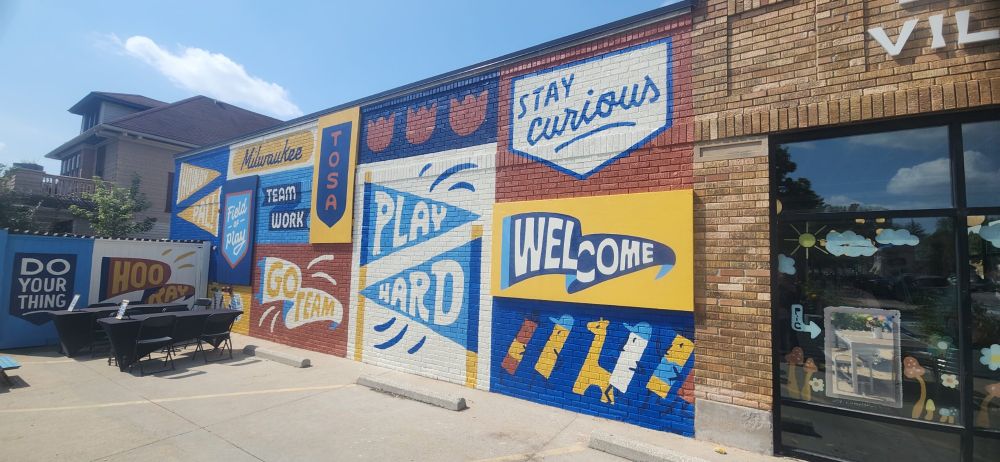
(164, 172, 174, 213)
(94, 146, 106, 179)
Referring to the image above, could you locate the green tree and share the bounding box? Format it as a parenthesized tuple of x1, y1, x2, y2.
(773, 145, 825, 212)
(70, 175, 155, 238)
(0, 164, 42, 231)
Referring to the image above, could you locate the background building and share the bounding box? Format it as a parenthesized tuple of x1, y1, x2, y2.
(6, 91, 280, 237)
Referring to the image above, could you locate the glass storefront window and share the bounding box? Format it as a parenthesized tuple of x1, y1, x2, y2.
(776, 126, 951, 214)
(776, 217, 960, 422)
(970, 214, 1000, 432)
(963, 121, 1000, 208)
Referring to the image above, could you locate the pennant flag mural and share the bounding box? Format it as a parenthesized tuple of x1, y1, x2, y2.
(217, 176, 258, 285)
(359, 239, 481, 352)
(492, 190, 693, 310)
(359, 183, 480, 265)
(311, 107, 360, 243)
(176, 163, 221, 204)
(507, 38, 673, 179)
(177, 187, 220, 235)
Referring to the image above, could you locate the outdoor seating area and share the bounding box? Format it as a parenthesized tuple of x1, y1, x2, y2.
(18, 302, 242, 376)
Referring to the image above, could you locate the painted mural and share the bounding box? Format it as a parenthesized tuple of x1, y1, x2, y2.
(508, 38, 673, 179)
(88, 240, 210, 305)
(171, 146, 229, 280)
(228, 128, 315, 179)
(161, 18, 697, 439)
(352, 144, 495, 387)
(491, 297, 695, 434)
(217, 176, 258, 285)
(360, 74, 498, 164)
(492, 190, 693, 310)
(311, 108, 360, 243)
(250, 244, 352, 357)
(208, 284, 253, 335)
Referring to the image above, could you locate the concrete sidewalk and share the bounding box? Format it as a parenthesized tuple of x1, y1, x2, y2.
(0, 334, 792, 462)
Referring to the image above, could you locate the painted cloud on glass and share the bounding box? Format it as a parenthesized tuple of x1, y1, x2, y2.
(876, 228, 920, 246)
(778, 254, 796, 275)
(825, 230, 877, 257)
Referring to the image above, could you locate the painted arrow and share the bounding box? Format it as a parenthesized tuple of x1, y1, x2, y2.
(791, 304, 822, 339)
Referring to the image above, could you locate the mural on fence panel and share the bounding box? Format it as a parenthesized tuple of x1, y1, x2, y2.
(88, 240, 210, 305)
(250, 244, 352, 356)
(360, 74, 498, 164)
(4, 234, 93, 320)
(352, 143, 495, 387)
(491, 297, 695, 435)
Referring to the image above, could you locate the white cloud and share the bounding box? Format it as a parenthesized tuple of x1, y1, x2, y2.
(963, 150, 1000, 191)
(827, 194, 861, 206)
(848, 127, 946, 152)
(825, 230, 877, 257)
(886, 150, 1000, 197)
(886, 157, 950, 195)
(116, 35, 302, 119)
(0, 141, 6, 152)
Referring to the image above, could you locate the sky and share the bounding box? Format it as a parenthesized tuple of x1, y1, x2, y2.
(0, 0, 675, 173)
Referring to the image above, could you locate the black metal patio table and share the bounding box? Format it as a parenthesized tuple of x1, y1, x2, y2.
(22, 305, 183, 357)
(99, 309, 242, 372)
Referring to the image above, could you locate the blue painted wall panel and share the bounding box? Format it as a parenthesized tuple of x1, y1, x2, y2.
(359, 73, 498, 164)
(0, 232, 94, 349)
(491, 297, 695, 435)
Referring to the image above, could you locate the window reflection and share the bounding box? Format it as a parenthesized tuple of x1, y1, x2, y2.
(963, 121, 1000, 208)
(777, 217, 960, 422)
(970, 215, 1000, 431)
(776, 126, 951, 213)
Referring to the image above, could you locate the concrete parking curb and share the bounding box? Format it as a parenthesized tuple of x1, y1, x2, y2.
(242, 345, 311, 368)
(589, 431, 710, 462)
(357, 374, 468, 411)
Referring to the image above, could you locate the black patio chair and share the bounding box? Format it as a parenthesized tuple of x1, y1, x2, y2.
(193, 298, 212, 310)
(131, 315, 177, 376)
(88, 310, 116, 359)
(193, 312, 240, 363)
(161, 305, 188, 313)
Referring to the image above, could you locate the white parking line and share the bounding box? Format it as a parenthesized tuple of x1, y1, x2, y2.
(0, 384, 354, 413)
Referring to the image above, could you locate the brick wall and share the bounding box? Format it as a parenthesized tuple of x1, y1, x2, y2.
(691, 0, 1000, 141)
(687, 0, 1000, 415)
(114, 138, 185, 238)
(692, 145, 771, 411)
(251, 243, 352, 357)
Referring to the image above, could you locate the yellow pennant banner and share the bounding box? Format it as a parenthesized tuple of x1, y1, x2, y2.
(492, 190, 693, 311)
